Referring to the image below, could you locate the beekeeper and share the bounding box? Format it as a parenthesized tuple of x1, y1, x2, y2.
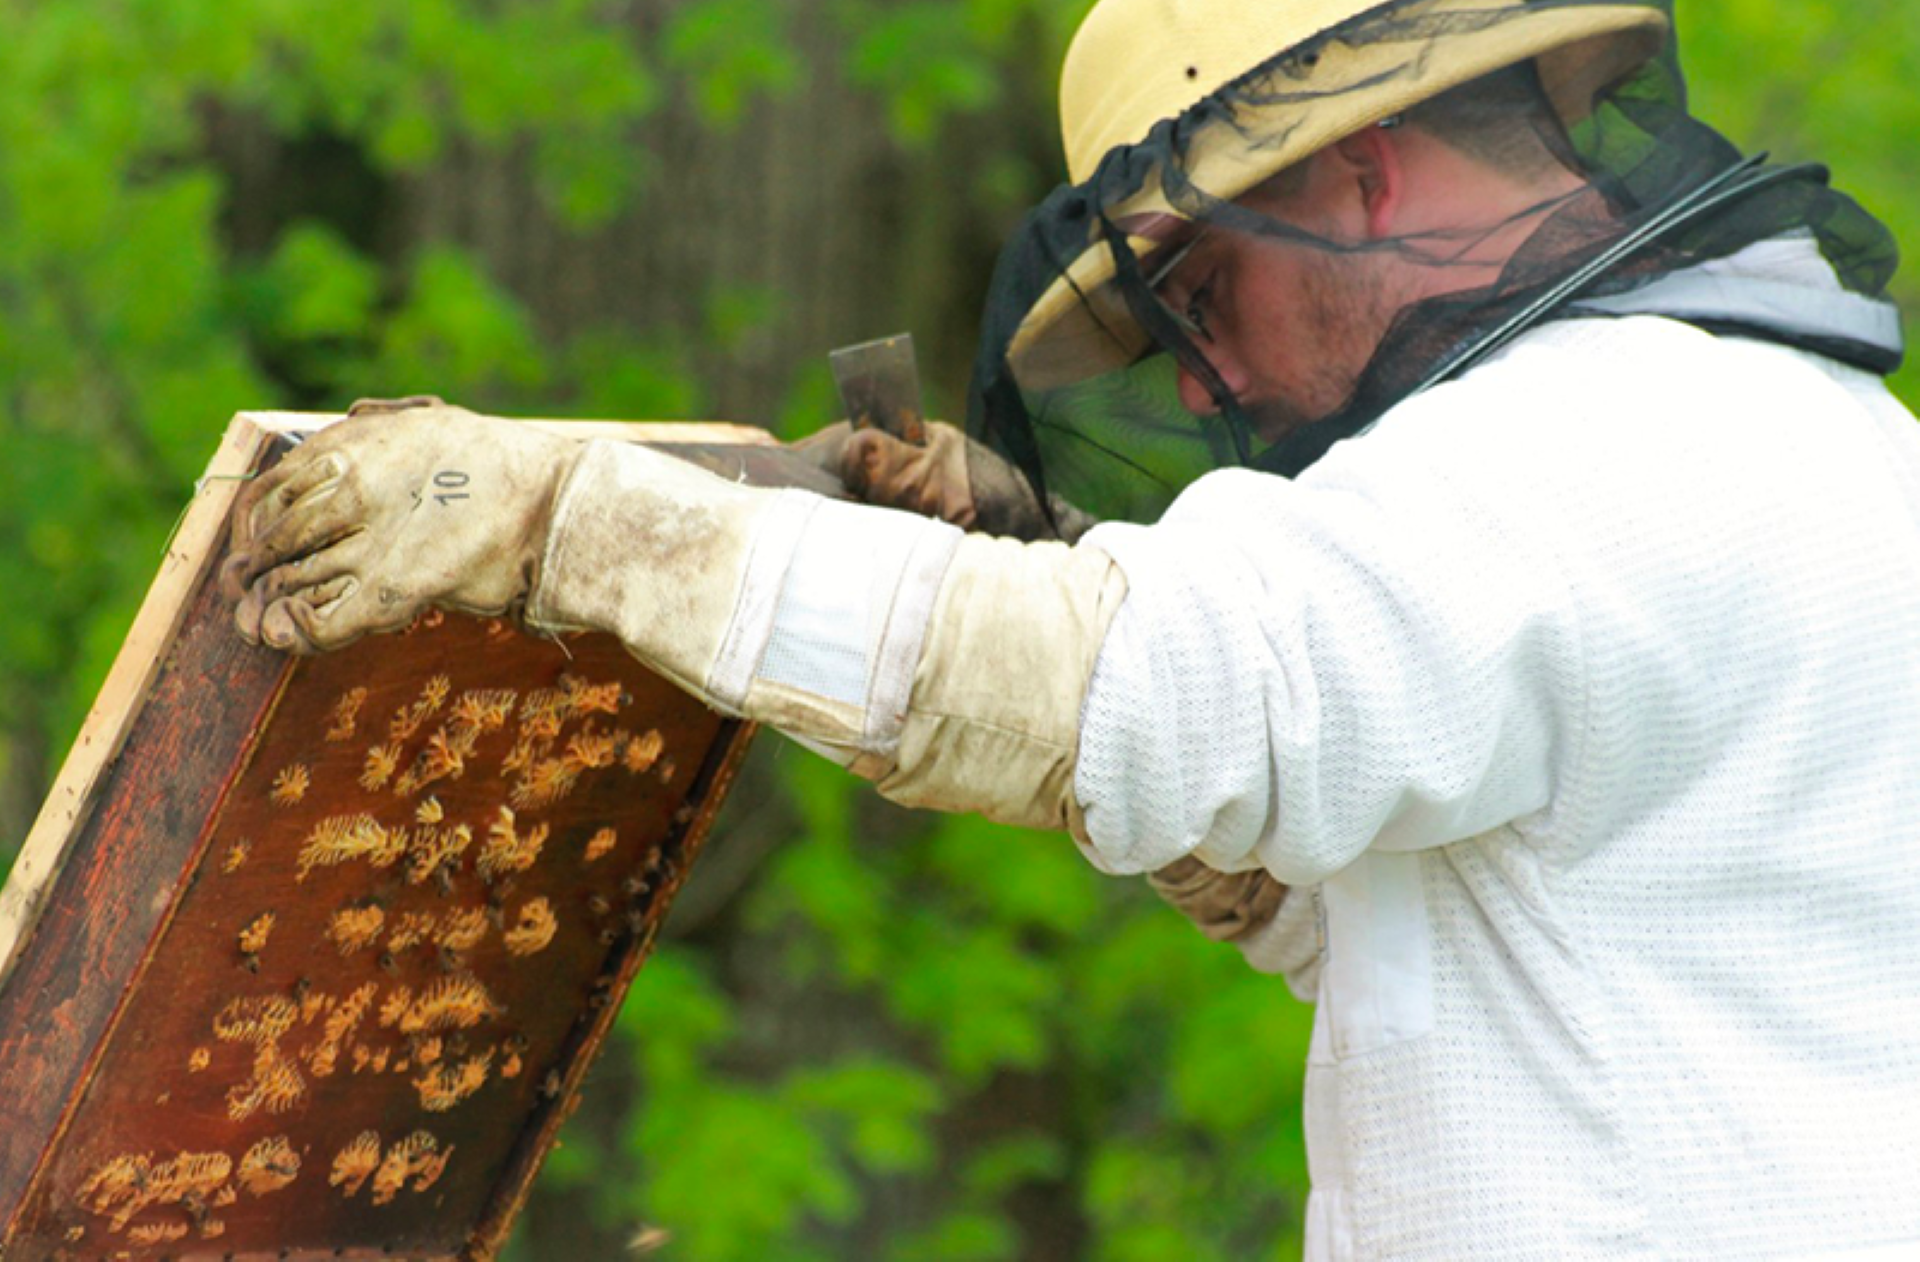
(224, 0, 1920, 1255)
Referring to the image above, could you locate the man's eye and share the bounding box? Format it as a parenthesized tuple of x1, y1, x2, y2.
(1182, 286, 1215, 343)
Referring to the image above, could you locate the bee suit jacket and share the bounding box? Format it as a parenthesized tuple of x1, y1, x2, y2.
(529, 237, 1920, 1260)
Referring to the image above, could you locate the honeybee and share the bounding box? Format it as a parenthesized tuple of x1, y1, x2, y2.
(237, 912, 276, 956)
(330, 1131, 381, 1197)
(236, 1136, 300, 1196)
(478, 806, 551, 880)
(269, 764, 310, 806)
(503, 898, 558, 956)
(361, 743, 402, 791)
(326, 686, 369, 741)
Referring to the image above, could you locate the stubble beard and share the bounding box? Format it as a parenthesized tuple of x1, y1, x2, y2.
(1243, 247, 1407, 445)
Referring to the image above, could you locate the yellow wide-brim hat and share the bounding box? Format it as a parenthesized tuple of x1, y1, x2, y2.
(1007, 0, 1670, 392)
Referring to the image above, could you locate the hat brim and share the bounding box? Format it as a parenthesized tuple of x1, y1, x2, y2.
(1007, 3, 1669, 392)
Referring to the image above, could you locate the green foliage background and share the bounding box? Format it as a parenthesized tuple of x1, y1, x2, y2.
(0, 1, 1913, 1257)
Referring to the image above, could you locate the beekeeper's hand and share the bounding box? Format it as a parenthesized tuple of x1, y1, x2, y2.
(796, 420, 1099, 543)
(1147, 854, 1290, 945)
(221, 399, 582, 653)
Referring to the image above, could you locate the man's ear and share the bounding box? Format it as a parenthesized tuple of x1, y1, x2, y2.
(1329, 124, 1404, 241)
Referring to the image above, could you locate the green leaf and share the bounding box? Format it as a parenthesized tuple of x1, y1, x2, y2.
(635, 1084, 857, 1262)
(926, 813, 1103, 936)
(618, 947, 735, 1087)
(560, 330, 709, 420)
(842, 3, 1001, 144)
(534, 130, 646, 229)
(372, 246, 549, 403)
(783, 1056, 944, 1176)
(660, 0, 801, 128)
(776, 360, 843, 441)
(1167, 969, 1314, 1135)
(754, 821, 892, 983)
(885, 919, 1056, 1082)
(886, 1210, 1018, 1262)
(247, 222, 382, 344)
(704, 284, 784, 354)
(960, 1132, 1067, 1198)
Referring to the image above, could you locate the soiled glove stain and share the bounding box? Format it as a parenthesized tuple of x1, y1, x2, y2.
(221, 400, 582, 654)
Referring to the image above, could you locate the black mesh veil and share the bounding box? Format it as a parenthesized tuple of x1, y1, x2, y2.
(967, 0, 1902, 527)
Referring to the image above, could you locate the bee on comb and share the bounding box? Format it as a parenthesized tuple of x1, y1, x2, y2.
(370, 1130, 453, 1205)
(326, 686, 369, 742)
(451, 687, 517, 732)
(395, 724, 478, 796)
(405, 823, 474, 886)
(361, 742, 402, 791)
(328, 904, 386, 955)
(269, 764, 310, 807)
(623, 729, 665, 774)
(509, 756, 581, 811)
(329, 1132, 382, 1198)
(562, 674, 624, 717)
(387, 911, 437, 953)
(414, 1048, 494, 1112)
(478, 806, 550, 881)
(435, 906, 491, 951)
(224, 1044, 307, 1121)
(296, 813, 405, 881)
(390, 674, 452, 742)
(504, 898, 558, 956)
(128, 1221, 189, 1245)
(398, 975, 499, 1034)
(236, 912, 275, 957)
(236, 1135, 301, 1197)
(564, 724, 620, 772)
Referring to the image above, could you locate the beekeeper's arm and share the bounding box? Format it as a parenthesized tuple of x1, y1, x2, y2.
(223, 404, 1305, 974)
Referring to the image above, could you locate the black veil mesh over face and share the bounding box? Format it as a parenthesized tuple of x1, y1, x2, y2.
(967, 0, 1902, 528)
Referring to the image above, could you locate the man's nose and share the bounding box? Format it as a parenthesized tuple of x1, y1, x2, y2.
(1175, 354, 1246, 417)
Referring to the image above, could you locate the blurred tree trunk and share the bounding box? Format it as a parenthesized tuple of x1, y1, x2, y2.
(402, 6, 1009, 428)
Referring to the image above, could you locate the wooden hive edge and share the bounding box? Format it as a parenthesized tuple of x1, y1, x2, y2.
(0, 413, 274, 991)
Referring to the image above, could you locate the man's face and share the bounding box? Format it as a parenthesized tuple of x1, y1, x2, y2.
(1152, 163, 1410, 443)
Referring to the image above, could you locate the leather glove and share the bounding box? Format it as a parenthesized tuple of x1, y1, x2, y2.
(220, 400, 583, 653)
(796, 420, 1099, 543)
(1147, 855, 1290, 945)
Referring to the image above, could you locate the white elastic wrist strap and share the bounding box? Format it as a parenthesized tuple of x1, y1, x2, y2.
(710, 492, 964, 759)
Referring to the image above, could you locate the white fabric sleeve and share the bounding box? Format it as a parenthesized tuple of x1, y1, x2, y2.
(1072, 449, 1586, 885)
